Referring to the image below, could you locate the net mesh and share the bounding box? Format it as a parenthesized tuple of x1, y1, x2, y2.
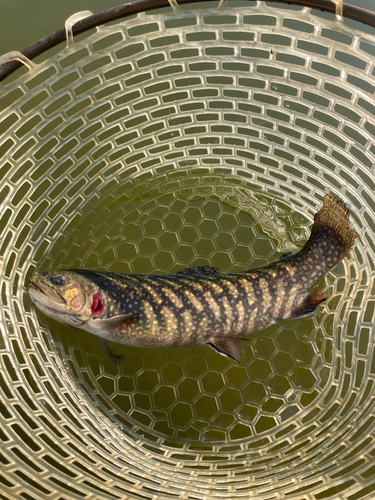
(1, 1, 375, 499)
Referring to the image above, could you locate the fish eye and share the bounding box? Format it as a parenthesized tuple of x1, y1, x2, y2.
(50, 275, 66, 286)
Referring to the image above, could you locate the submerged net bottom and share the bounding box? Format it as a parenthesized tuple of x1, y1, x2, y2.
(1, 2, 375, 499)
(2, 166, 374, 500)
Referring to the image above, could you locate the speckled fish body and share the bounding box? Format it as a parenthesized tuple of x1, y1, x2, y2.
(28, 194, 358, 363)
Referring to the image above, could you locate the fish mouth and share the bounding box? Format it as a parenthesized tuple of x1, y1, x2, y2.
(28, 279, 88, 327)
(28, 279, 46, 294)
(30, 296, 88, 328)
(28, 278, 67, 305)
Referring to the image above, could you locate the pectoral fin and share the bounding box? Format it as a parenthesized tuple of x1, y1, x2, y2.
(99, 338, 124, 365)
(94, 315, 139, 364)
(283, 288, 327, 320)
(93, 314, 140, 332)
(207, 338, 247, 363)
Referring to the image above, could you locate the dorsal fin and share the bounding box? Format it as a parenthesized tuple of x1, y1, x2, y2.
(278, 252, 294, 261)
(176, 266, 219, 277)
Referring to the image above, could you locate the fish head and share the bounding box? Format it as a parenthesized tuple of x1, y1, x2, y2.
(28, 270, 104, 327)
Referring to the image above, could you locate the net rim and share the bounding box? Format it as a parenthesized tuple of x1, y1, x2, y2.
(0, 0, 375, 82)
(1, 1, 375, 496)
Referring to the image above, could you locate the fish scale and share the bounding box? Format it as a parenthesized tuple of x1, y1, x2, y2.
(28, 194, 358, 364)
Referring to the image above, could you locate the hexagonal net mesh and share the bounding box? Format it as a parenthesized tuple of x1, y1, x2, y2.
(1, 1, 375, 499)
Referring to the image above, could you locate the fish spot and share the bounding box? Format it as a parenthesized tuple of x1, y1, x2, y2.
(223, 280, 239, 298)
(162, 288, 184, 308)
(184, 290, 204, 312)
(209, 283, 223, 294)
(191, 283, 204, 292)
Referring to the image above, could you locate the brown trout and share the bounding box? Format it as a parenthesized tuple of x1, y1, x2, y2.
(28, 194, 357, 364)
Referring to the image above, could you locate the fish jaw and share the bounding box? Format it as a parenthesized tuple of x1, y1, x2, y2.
(28, 278, 68, 314)
(28, 283, 90, 328)
(28, 270, 103, 327)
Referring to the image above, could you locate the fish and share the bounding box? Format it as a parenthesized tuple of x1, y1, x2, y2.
(28, 194, 358, 364)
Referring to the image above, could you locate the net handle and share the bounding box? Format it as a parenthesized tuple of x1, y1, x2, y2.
(0, 0, 374, 83)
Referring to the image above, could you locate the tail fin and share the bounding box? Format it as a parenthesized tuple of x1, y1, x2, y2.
(312, 194, 358, 257)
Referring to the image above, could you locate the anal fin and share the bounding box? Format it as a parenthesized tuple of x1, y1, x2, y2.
(207, 338, 247, 363)
(283, 288, 327, 320)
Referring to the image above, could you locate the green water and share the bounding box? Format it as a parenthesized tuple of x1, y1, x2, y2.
(7, 0, 362, 446)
